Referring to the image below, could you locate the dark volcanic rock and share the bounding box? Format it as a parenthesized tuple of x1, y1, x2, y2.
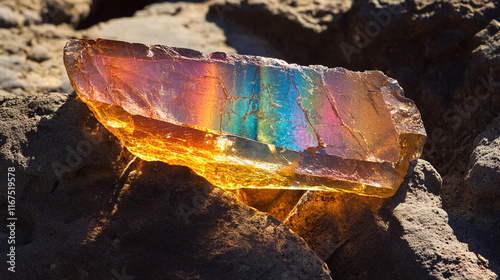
(80, 161, 331, 280)
(285, 160, 498, 280)
(0, 93, 125, 196)
(0, 93, 331, 279)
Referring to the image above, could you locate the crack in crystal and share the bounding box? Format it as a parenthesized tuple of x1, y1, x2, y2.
(242, 67, 261, 126)
(284, 84, 291, 107)
(319, 73, 371, 158)
(157, 45, 179, 60)
(257, 111, 278, 137)
(265, 85, 283, 108)
(284, 68, 325, 149)
(366, 89, 380, 116)
(128, 44, 155, 114)
(205, 68, 240, 132)
(292, 69, 366, 156)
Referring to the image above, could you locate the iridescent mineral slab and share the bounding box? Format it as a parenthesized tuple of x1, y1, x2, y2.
(63, 38, 426, 197)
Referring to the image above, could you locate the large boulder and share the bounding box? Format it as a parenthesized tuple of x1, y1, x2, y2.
(285, 160, 498, 279)
(0, 93, 332, 279)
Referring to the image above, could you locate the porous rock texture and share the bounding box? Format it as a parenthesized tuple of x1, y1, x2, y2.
(285, 160, 498, 279)
(0, 0, 499, 279)
(466, 116, 500, 229)
(0, 93, 332, 280)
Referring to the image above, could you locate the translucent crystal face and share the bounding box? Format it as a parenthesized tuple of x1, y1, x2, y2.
(64, 38, 426, 197)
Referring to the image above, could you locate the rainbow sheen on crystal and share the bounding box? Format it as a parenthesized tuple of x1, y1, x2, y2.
(63, 38, 426, 197)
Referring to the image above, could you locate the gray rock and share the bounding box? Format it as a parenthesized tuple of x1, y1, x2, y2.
(465, 19, 500, 115)
(285, 160, 498, 280)
(28, 44, 51, 62)
(0, 67, 27, 90)
(0, 24, 83, 95)
(0, 28, 29, 54)
(22, 9, 42, 26)
(471, 20, 500, 67)
(0, 93, 332, 279)
(0, 0, 93, 27)
(42, 0, 92, 26)
(0, 55, 27, 71)
(0, 56, 28, 90)
(466, 115, 500, 216)
(88, 2, 238, 54)
(88, 1, 282, 57)
(0, 6, 22, 28)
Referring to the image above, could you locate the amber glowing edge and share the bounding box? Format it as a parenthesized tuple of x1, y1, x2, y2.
(64, 38, 427, 198)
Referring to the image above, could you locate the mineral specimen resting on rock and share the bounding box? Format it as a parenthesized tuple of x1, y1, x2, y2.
(64, 38, 426, 197)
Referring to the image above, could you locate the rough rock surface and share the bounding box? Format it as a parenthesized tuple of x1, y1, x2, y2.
(0, 0, 94, 27)
(0, 94, 126, 195)
(0, 93, 331, 280)
(87, 1, 282, 57)
(87, 2, 237, 54)
(467, 116, 500, 218)
(0, 24, 82, 96)
(285, 160, 498, 279)
(0, 0, 88, 97)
